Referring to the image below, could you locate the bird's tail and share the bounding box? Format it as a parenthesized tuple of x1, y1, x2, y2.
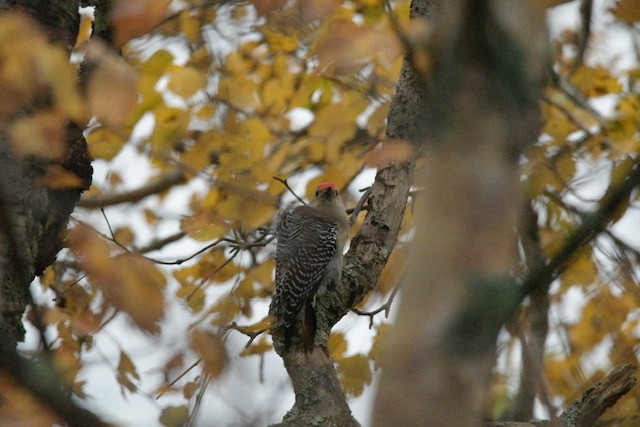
(301, 300, 316, 352)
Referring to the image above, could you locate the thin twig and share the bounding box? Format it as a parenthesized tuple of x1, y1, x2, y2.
(572, 0, 594, 74)
(134, 231, 186, 254)
(187, 375, 211, 427)
(72, 217, 234, 266)
(223, 322, 269, 348)
(156, 358, 202, 399)
(186, 248, 240, 301)
(352, 284, 401, 328)
(273, 176, 306, 205)
(349, 186, 372, 224)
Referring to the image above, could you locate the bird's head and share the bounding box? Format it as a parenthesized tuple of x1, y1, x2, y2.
(314, 182, 339, 200)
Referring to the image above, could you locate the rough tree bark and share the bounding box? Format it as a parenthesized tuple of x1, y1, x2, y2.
(0, 0, 92, 347)
(373, 0, 548, 425)
(0, 1, 102, 425)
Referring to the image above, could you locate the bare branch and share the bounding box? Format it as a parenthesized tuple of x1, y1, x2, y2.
(72, 217, 234, 266)
(560, 364, 637, 427)
(223, 322, 268, 348)
(572, 0, 594, 73)
(77, 170, 186, 208)
(352, 284, 401, 329)
(134, 231, 186, 254)
(520, 161, 640, 300)
(273, 176, 306, 205)
(186, 248, 239, 301)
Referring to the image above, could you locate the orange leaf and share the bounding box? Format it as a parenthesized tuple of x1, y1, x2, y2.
(610, 0, 640, 24)
(68, 226, 166, 333)
(87, 42, 138, 127)
(116, 351, 139, 395)
(110, 0, 170, 48)
(37, 165, 85, 189)
(190, 330, 227, 378)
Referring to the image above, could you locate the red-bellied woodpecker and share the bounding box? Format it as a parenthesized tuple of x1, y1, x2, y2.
(270, 182, 350, 353)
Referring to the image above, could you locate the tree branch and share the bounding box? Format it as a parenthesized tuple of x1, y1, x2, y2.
(520, 160, 640, 301)
(560, 364, 637, 427)
(484, 365, 637, 427)
(77, 169, 186, 208)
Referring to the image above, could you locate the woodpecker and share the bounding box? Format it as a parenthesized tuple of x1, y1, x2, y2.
(270, 182, 350, 353)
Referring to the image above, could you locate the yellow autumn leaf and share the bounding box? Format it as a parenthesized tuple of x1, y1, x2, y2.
(176, 284, 206, 313)
(138, 49, 174, 97)
(218, 75, 259, 111)
(240, 117, 273, 158)
(152, 105, 190, 151)
(167, 66, 207, 98)
(179, 10, 202, 43)
(240, 337, 273, 357)
(263, 27, 299, 53)
(377, 247, 407, 295)
(68, 226, 167, 333)
(195, 105, 216, 119)
(243, 260, 276, 294)
(190, 330, 227, 378)
(36, 165, 86, 189)
(86, 127, 126, 160)
(369, 323, 391, 368)
(159, 405, 189, 427)
(215, 190, 278, 229)
(571, 65, 623, 98)
(336, 354, 372, 397)
(542, 104, 578, 141)
(113, 226, 135, 247)
(116, 351, 140, 394)
(75, 11, 93, 47)
(560, 247, 597, 288)
(328, 332, 348, 358)
(545, 355, 581, 398)
(201, 250, 240, 283)
(539, 226, 569, 259)
(313, 19, 401, 75)
(365, 139, 415, 167)
(601, 157, 634, 224)
(180, 208, 229, 241)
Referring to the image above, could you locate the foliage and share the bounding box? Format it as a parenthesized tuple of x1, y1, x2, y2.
(2, 0, 408, 423)
(1, 0, 640, 425)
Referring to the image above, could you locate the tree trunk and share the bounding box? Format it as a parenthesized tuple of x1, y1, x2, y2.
(373, 0, 548, 425)
(0, 0, 91, 346)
